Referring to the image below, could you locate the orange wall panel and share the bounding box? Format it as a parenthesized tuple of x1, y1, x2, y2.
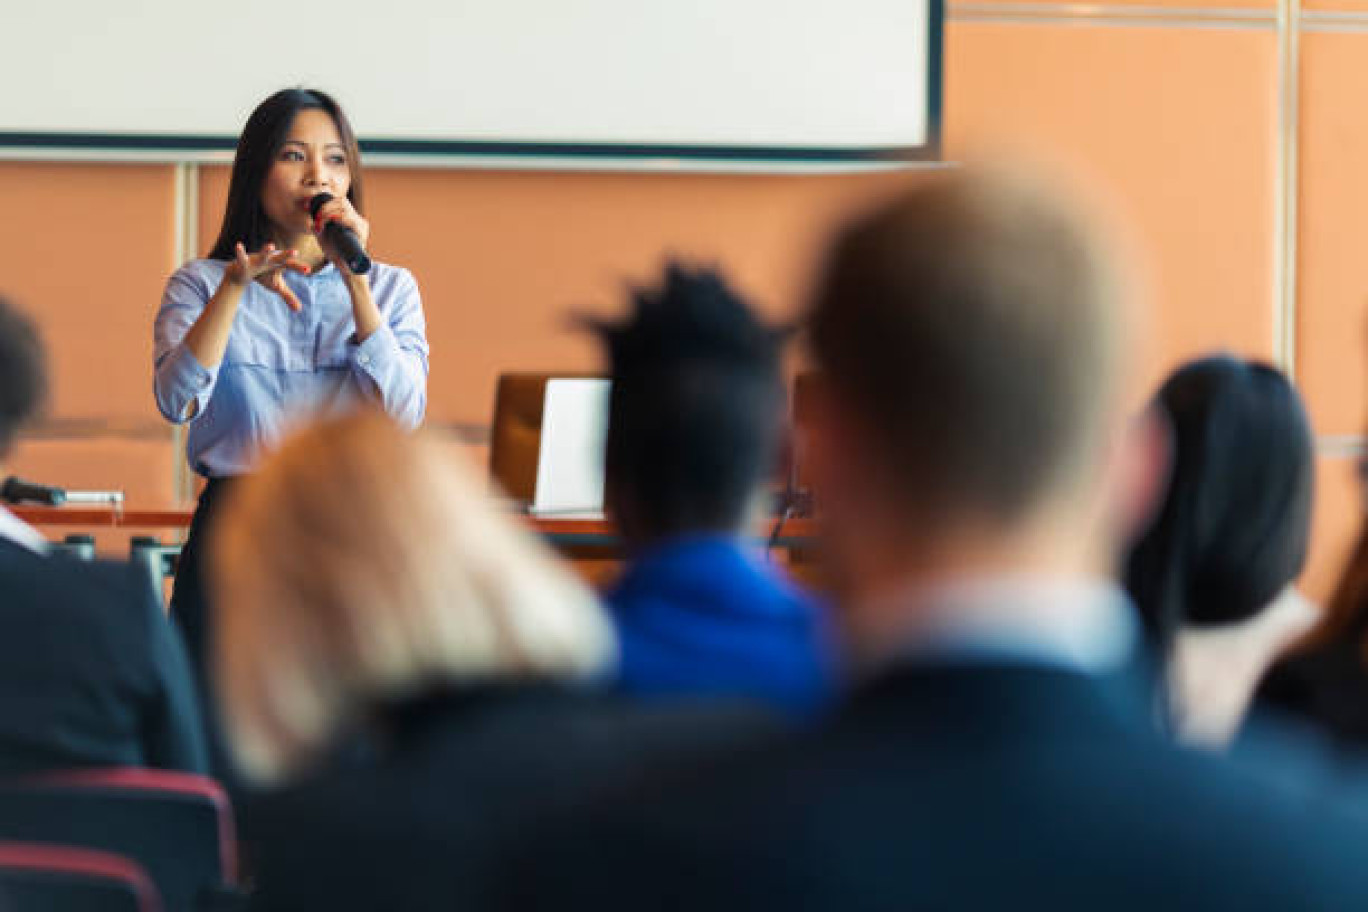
(1303, 0, 1368, 13)
(8, 438, 176, 505)
(1296, 32, 1368, 437)
(945, 22, 1279, 392)
(0, 164, 178, 424)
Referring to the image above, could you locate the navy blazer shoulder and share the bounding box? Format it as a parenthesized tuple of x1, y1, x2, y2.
(0, 539, 207, 777)
(244, 685, 781, 912)
(501, 661, 1368, 911)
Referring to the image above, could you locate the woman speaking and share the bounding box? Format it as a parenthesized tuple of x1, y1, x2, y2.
(153, 88, 429, 684)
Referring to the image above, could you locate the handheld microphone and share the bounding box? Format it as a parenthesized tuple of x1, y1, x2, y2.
(1, 477, 66, 506)
(309, 192, 372, 275)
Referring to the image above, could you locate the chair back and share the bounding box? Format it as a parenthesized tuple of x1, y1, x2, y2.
(0, 841, 161, 912)
(0, 769, 236, 912)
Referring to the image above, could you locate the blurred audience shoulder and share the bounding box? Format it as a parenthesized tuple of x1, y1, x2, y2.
(0, 293, 206, 777)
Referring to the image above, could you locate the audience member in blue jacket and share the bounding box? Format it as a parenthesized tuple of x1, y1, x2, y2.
(583, 262, 832, 718)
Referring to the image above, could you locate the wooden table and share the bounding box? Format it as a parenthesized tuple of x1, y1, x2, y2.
(13, 505, 818, 552)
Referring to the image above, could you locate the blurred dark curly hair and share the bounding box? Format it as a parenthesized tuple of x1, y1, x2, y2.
(583, 261, 791, 538)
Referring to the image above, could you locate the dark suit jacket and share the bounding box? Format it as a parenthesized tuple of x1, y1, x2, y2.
(243, 685, 780, 912)
(500, 662, 1368, 911)
(0, 539, 207, 777)
(1253, 641, 1368, 752)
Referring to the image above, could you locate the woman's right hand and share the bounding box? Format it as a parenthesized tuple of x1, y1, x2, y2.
(226, 242, 311, 311)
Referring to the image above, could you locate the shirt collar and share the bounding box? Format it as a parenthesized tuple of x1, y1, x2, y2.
(0, 505, 47, 554)
(861, 575, 1138, 676)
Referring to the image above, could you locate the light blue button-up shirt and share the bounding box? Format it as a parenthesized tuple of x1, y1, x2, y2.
(153, 258, 429, 478)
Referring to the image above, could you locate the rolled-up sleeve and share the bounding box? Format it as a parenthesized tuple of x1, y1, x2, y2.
(350, 268, 429, 429)
(153, 268, 220, 424)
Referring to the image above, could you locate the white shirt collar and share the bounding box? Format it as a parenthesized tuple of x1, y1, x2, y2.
(0, 505, 48, 554)
(861, 575, 1138, 676)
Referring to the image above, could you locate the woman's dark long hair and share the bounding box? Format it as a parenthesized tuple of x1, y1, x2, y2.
(207, 88, 364, 261)
(1124, 355, 1315, 666)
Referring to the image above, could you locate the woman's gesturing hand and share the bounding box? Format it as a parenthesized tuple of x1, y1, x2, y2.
(227, 242, 312, 311)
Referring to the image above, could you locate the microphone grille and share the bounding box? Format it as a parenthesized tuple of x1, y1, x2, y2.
(308, 192, 335, 217)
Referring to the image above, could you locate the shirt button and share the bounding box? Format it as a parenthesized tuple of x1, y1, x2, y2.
(358, 353, 371, 366)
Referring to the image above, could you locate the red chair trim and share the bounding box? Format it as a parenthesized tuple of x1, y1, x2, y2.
(19, 768, 238, 880)
(0, 841, 161, 912)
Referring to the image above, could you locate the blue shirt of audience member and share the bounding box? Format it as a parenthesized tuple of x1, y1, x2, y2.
(607, 534, 833, 719)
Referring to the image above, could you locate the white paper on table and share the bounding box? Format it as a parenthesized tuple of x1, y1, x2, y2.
(531, 378, 611, 517)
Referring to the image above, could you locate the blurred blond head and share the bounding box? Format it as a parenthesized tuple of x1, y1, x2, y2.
(210, 410, 615, 784)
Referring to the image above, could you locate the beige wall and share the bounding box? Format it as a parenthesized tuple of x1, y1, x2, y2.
(4, 2, 1365, 600)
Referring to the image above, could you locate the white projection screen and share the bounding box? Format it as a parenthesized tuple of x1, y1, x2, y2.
(1, 0, 943, 168)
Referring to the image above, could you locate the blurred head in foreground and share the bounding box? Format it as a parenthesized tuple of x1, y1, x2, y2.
(803, 166, 1161, 654)
(585, 261, 790, 549)
(210, 411, 614, 783)
(0, 294, 47, 465)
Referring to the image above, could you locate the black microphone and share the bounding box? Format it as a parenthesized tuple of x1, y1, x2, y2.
(1, 477, 66, 506)
(309, 192, 372, 275)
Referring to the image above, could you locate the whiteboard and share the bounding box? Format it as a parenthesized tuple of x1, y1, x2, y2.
(1, 0, 942, 167)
